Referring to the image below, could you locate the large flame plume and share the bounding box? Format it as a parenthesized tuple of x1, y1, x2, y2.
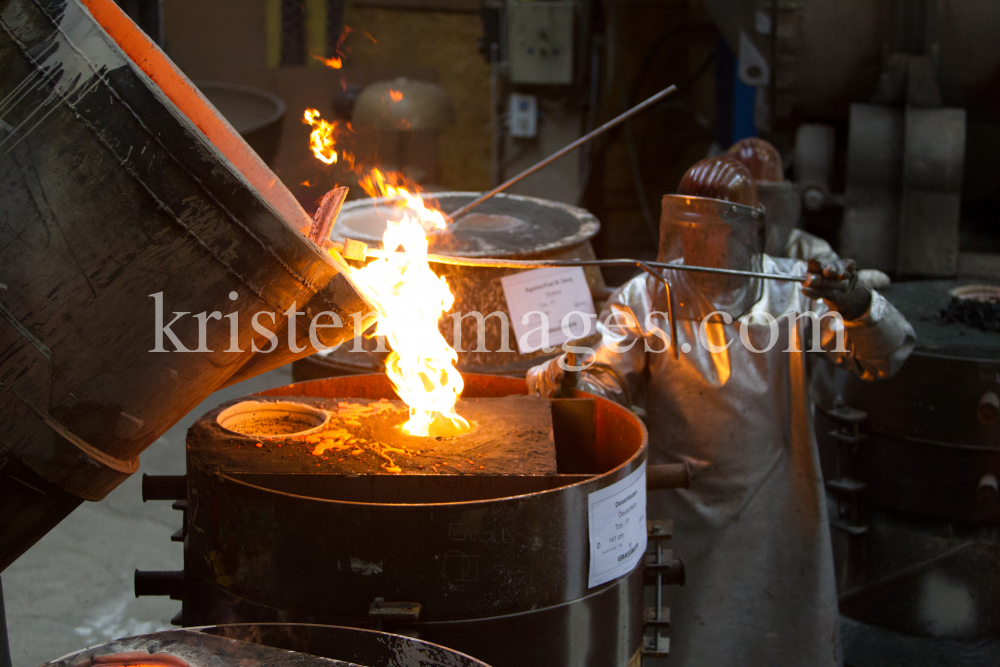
(301, 110, 467, 437)
(348, 216, 470, 437)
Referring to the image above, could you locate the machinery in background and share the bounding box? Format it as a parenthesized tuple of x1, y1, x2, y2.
(705, 0, 1000, 282)
(352, 77, 455, 185)
(815, 282, 1000, 663)
(478, 0, 600, 205)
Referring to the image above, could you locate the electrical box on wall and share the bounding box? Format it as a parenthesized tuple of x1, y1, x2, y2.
(508, 1, 575, 85)
(508, 93, 538, 137)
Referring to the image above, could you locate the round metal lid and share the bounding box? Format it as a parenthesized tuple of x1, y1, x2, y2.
(881, 279, 1000, 359)
(332, 191, 600, 258)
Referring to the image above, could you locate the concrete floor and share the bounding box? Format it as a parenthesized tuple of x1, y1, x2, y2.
(3, 366, 294, 667)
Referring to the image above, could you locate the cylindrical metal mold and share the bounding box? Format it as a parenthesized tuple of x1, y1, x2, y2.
(816, 280, 1000, 642)
(181, 373, 647, 667)
(815, 280, 1000, 522)
(0, 0, 370, 570)
(295, 192, 606, 379)
(40, 623, 491, 667)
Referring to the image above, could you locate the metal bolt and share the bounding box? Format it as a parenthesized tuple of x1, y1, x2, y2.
(977, 391, 999, 425)
(977, 474, 999, 510)
(802, 186, 825, 211)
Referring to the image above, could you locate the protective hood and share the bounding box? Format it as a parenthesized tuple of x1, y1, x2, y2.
(757, 180, 802, 256)
(657, 194, 765, 320)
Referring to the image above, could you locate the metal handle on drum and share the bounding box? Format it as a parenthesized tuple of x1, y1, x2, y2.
(134, 570, 184, 600)
(646, 462, 692, 490)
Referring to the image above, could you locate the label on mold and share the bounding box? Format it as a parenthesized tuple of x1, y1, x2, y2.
(500, 266, 596, 354)
(587, 461, 647, 588)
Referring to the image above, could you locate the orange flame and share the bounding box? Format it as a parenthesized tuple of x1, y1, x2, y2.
(347, 215, 469, 437)
(302, 110, 464, 435)
(389, 89, 403, 102)
(312, 54, 342, 69)
(303, 109, 349, 164)
(357, 168, 447, 232)
(312, 26, 356, 69)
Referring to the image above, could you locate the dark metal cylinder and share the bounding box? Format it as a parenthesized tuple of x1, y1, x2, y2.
(179, 373, 648, 667)
(134, 570, 185, 600)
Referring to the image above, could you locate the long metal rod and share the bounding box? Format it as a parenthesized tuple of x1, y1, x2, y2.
(363, 249, 808, 283)
(445, 84, 679, 222)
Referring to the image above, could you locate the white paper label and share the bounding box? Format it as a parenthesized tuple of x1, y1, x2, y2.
(499, 267, 597, 354)
(587, 461, 647, 588)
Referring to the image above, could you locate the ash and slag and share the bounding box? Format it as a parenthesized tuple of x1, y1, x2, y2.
(939, 296, 1000, 333)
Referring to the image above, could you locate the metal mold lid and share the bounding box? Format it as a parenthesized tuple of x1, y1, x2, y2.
(951, 284, 1000, 302)
(881, 280, 1000, 358)
(332, 192, 600, 258)
(217, 401, 330, 439)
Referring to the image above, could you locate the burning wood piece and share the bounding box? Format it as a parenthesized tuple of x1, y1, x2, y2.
(308, 186, 349, 246)
(192, 395, 557, 476)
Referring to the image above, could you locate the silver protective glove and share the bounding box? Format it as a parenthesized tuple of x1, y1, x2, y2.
(526, 357, 564, 398)
(802, 258, 873, 321)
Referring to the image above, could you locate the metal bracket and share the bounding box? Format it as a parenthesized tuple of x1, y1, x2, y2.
(369, 597, 421, 631)
(826, 401, 869, 535)
(641, 519, 682, 662)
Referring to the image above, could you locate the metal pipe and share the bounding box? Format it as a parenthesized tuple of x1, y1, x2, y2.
(445, 85, 679, 222)
(647, 462, 692, 490)
(363, 249, 808, 283)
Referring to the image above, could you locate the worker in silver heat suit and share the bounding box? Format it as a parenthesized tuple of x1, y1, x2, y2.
(527, 157, 916, 666)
